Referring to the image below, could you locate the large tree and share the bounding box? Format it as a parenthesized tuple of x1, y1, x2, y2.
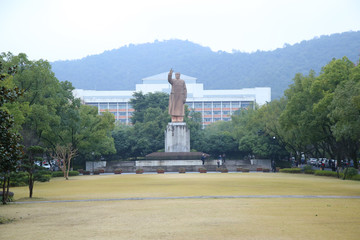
(0, 62, 24, 204)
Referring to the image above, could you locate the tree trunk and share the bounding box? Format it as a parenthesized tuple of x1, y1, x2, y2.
(29, 174, 34, 198)
(2, 175, 8, 204)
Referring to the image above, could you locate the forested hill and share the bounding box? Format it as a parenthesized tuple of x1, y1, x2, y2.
(51, 31, 360, 99)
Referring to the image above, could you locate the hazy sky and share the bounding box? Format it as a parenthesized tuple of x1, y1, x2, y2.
(1, 0, 359, 61)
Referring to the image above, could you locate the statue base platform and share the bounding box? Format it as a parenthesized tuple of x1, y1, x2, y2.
(165, 122, 190, 152)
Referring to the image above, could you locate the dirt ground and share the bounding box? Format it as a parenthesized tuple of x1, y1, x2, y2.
(1, 173, 359, 240)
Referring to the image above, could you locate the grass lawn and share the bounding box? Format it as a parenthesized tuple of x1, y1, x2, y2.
(1, 172, 360, 240)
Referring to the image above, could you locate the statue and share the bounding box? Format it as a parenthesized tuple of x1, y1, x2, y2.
(168, 68, 187, 122)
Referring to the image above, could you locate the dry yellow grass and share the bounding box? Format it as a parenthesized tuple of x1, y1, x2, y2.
(1, 172, 360, 240)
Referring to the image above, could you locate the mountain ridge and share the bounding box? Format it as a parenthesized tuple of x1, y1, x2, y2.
(51, 31, 360, 99)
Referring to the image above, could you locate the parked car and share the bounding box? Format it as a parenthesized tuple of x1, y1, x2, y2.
(309, 158, 317, 165)
(42, 163, 51, 170)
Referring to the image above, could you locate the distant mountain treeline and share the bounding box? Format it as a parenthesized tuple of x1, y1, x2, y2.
(51, 31, 360, 99)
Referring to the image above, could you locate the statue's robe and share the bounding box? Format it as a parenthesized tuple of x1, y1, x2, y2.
(168, 73, 187, 117)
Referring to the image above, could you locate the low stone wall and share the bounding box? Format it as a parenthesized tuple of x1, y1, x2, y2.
(86, 159, 271, 173)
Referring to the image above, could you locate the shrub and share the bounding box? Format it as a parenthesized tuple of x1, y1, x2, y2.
(114, 169, 122, 174)
(136, 169, 144, 174)
(256, 168, 263, 172)
(34, 173, 51, 182)
(314, 170, 341, 178)
(0, 191, 14, 202)
(9, 172, 28, 187)
(263, 168, 270, 172)
(280, 168, 302, 173)
(178, 167, 186, 173)
(83, 171, 91, 175)
(93, 171, 100, 175)
(304, 169, 315, 174)
(351, 174, 360, 181)
(52, 171, 64, 177)
(236, 168, 243, 172)
(344, 167, 358, 179)
(303, 165, 315, 174)
(242, 168, 250, 172)
(68, 171, 79, 176)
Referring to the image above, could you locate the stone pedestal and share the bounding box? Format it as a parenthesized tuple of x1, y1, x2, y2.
(165, 122, 190, 152)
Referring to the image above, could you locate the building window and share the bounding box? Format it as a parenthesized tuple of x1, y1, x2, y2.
(119, 112, 127, 116)
(213, 102, 221, 108)
(222, 102, 230, 108)
(204, 102, 212, 108)
(109, 104, 117, 109)
(99, 103, 108, 110)
(231, 102, 240, 108)
(119, 104, 126, 109)
(204, 111, 212, 115)
(222, 111, 229, 115)
(213, 111, 221, 115)
(194, 102, 202, 108)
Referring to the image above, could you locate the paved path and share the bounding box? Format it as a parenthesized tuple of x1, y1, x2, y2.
(12, 195, 360, 204)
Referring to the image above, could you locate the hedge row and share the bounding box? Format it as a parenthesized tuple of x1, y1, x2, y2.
(280, 166, 360, 181)
(279, 168, 302, 173)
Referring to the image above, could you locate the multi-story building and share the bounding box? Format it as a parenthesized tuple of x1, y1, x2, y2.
(73, 72, 271, 127)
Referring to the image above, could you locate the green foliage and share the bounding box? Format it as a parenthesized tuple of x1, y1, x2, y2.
(314, 170, 341, 178)
(279, 168, 302, 173)
(68, 171, 79, 176)
(344, 167, 359, 179)
(303, 165, 315, 174)
(0, 59, 24, 204)
(34, 172, 51, 182)
(9, 172, 28, 187)
(351, 174, 360, 181)
(51, 171, 64, 177)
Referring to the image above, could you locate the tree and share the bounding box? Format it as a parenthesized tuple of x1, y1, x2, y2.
(22, 146, 44, 198)
(0, 62, 23, 204)
(51, 144, 77, 180)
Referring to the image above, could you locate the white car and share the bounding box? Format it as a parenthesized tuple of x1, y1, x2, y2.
(42, 163, 51, 170)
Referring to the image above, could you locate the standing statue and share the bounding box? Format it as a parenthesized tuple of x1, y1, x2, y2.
(168, 68, 187, 122)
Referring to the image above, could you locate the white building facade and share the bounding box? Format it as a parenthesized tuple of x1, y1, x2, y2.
(73, 72, 271, 127)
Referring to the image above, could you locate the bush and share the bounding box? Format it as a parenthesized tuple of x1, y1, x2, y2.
(51, 171, 79, 177)
(279, 168, 302, 173)
(136, 169, 144, 174)
(303, 165, 315, 174)
(52, 171, 64, 177)
(68, 171, 79, 176)
(314, 170, 341, 178)
(9, 172, 28, 187)
(34, 173, 51, 182)
(351, 174, 360, 181)
(83, 171, 91, 175)
(178, 167, 186, 173)
(114, 169, 122, 174)
(242, 168, 250, 172)
(344, 167, 358, 179)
